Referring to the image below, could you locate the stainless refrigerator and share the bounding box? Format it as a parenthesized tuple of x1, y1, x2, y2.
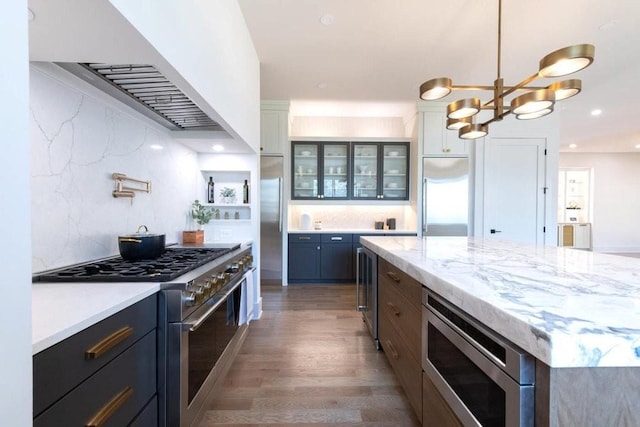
(260, 156, 284, 283)
(422, 157, 469, 236)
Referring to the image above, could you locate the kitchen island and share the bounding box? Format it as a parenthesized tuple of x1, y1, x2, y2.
(361, 235, 640, 426)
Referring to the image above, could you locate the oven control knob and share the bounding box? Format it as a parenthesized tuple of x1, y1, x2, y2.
(184, 291, 196, 307)
(194, 286, 205, 304)
(217, 272, 227, 285)
(230, 263, 239, 273)
(202, 280, 212, 295)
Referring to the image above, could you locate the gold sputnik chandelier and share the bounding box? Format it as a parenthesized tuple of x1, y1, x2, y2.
(419, 0, 595, 140)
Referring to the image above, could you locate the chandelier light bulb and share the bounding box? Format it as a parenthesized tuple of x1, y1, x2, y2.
(511, 89, 555, 115)
(459, 123, 488, 140)
(516, 108, 554, 120)
(420, 78, 452, 100)
(538, 44, 595, 78)
(446, 117, 472, 130)
(547, 79, 581, 101)
(447, 98, 481, 119)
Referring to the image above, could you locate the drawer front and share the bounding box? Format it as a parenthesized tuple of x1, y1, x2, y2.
(34, 294, 157, 415)
(288, 233, 321, 243)
(34, 330, 157, 427)
(320, 233, 353, 243)
(423, 371, 463, 427)
(379, 258, 422, 311)
(130, 395, 158, 427)
(379, 313, 422, 420)
(378, 280, 421, 362)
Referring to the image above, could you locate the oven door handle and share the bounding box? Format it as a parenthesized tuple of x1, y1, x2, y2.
(183, 279, 243, 332)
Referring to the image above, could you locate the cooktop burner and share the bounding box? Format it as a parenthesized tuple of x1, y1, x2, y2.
(33, 246, 240, 283)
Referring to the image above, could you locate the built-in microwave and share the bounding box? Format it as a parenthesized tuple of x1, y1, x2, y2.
(422, 289, 535, 426)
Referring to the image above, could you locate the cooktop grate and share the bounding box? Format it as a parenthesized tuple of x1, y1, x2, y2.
(33, 247, 238, 283)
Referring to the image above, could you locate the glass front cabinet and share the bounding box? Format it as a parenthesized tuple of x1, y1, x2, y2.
(292, 141, 409, 201)
(352, 142, 409, 200)
(292, 142, 349, 200)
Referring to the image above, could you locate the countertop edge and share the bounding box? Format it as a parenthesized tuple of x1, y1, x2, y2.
(32, 284, 160, 355)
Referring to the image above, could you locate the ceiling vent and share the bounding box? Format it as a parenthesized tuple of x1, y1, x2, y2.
(56, 63, 222, 131)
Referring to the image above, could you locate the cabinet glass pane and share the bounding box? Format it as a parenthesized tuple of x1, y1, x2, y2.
(293, 144, 318, 198)
(352, 144, 379, 199)
(323, 143, 349, 198)
(382, 144, 408, 199)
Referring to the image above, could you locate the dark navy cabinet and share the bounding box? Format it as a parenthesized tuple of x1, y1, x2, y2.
(289, 233, 354, 282)
(33, 295, 158, 426)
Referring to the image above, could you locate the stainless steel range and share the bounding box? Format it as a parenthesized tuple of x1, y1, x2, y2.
(33, 244, 254, 427)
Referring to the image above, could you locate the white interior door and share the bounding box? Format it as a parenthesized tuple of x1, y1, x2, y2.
(483, 138, 546, 244)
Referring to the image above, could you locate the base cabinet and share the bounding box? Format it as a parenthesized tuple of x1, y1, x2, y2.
(288, 233, 353, 282)
(378, 258, 422, 421)
(33, 295, 158, 426)
(423, 372, 463, 427)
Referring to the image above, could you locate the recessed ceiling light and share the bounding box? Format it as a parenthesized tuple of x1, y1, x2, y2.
(635, 144, 640, 149)
(28, 8, 35, 21)
(149, 144, 163, 150)
(213, 144, 224, 152)
(591, 109, 602, 116)
(317, 82, 328, 89)
(569, 144, 577, 149)
(320, 14, 334, 26)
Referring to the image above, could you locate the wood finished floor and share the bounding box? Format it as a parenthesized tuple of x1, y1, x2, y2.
(199, 282, 420, 426)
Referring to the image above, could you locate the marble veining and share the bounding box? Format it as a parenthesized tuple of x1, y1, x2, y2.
(361, 235, 640, 368)
(30, 64, 199, 272)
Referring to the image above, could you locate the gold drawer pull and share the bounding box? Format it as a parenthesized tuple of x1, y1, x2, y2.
(386, 271, 401, 282)
(386, 301, 401, 316)
(299, 236, 311, 240)
(85, 386, 133, 427)
(85, 326, 133, 360)
(386, 340, 399, 360)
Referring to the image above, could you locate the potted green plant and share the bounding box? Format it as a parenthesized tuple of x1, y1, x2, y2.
(183, 200, 212, 244)
(220, 187, 237, 204)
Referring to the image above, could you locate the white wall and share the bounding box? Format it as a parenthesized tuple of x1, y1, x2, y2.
(108, 0, 261, 152)
(30, 63, 200, 272)
(560, 152, 640, 253)
(0, 1, 31, 425)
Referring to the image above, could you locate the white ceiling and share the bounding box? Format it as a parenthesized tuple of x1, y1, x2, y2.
(238, 0, 640, 152)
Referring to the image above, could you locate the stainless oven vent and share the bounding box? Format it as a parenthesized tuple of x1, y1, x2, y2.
(56, 63, 222, 131)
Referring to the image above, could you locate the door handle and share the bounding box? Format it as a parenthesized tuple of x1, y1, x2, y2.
(490, 229, 502, 234)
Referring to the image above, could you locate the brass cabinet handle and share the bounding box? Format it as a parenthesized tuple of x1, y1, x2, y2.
(85, 326, 133, 360)
(386, 271, 401, 282)
(386, 301, 401, 316)
(85, 386, 133, 427)
(386, 340, 399, 360)
(298, 236, 311, 240)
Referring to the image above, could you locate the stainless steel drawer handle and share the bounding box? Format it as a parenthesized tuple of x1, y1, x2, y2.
(386, 271, 401, 282)
(386, 301, 401, 316)
(85, 326, 133, 360)
(330, 236, 343, 241)
(85, 386, 133, 427)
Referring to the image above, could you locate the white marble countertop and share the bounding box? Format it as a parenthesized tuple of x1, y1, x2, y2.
(361, 235, 640, 368)
(32, 282, 159, 355)
(288, 229, 417, 234)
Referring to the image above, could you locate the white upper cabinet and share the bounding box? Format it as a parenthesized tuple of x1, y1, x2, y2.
(260, 101, 290, 155)
(421, 111, 468, 156)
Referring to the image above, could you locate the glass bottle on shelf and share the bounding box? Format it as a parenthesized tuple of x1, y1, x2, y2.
(243, 179, 249, 204)
(207, 177, 215, 203)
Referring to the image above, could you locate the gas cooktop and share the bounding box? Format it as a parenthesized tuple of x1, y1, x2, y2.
(33, 246, 240, 283)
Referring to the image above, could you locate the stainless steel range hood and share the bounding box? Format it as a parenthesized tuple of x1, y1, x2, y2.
(56, 63, 223, 131)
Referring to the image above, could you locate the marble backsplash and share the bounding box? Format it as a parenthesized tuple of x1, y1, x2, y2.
(288, 204, 416, 231)
(30, 64, 199, 272)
